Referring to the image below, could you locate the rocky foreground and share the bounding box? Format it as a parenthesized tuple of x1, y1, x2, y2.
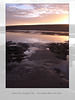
(6, 41, 69, 88)
(6, 41, 29, 63)
(48, 41, 69, 60)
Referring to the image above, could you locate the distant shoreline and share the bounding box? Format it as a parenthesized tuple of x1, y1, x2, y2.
(6, 24, 69, 32)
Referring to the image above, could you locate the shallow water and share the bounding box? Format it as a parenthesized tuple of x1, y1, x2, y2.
(6, 30, 69, 58)
(6, 30, 69, 43)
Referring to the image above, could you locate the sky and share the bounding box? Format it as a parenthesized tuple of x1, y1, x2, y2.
(6, 4, 69, 26)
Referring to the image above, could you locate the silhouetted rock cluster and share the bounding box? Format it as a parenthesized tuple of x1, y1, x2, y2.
(6, 41, 29, 63)
(48, 42, 69, 60)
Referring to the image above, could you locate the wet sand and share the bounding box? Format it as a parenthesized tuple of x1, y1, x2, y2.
(6, 43, 69, 88)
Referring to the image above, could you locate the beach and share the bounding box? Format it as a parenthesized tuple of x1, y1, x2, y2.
(6, 24, 69, 88)
(6, 41, 69, 88)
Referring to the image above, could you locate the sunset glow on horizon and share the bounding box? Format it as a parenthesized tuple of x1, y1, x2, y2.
(6, 4, 69, 26)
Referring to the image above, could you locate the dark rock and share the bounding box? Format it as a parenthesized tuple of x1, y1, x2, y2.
(54, 68, 61, 73)
(6, 41, 29, 63)
(48, 42, 69, 60)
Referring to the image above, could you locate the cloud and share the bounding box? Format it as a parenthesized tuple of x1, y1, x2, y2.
(6, 4, 69, 18)
(6, 4, 69, 25)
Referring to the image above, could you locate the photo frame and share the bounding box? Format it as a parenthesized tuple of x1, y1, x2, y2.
(0, 0, 75, 99)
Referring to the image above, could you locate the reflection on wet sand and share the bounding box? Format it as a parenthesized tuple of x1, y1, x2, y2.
(6, 31, 69, 43)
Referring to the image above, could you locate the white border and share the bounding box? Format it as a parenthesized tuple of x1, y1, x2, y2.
(0, 0, 75, 100)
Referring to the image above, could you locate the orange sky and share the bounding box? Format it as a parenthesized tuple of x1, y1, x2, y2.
(6, 4, 69, 26)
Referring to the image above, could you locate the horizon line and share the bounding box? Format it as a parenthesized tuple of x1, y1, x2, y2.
(6, 24, 69, 27)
